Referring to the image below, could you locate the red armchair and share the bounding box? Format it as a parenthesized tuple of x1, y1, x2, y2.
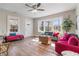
(53, 32, 59, 37)
(52, 32, 59, 41)
(55, 33, 79, 55)
(4, 35, 24, 42)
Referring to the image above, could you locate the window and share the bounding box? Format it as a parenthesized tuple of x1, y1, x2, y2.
(38, 21, 44, 32)
(38, 17, 63, 33)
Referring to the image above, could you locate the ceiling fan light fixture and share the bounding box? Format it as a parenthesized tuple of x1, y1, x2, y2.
(31, 9, 38, 13)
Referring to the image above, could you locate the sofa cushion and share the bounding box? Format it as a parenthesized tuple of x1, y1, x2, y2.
(16, 35, 24, 39)
(59, 37, 68, 41)
(64, 32, 71, 40)
(58, 41, 68, 45)
(69, 33, 78, 38)
(6, 36, 20, 41)
(68, 36, 79, 46)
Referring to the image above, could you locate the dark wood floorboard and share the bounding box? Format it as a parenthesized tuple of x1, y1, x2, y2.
(8, 37, 57, 56)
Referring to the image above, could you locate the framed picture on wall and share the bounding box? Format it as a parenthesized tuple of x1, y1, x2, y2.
(7, 15, 19, 34)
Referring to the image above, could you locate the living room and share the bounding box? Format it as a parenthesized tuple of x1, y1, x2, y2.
(0, 3, 79, 56)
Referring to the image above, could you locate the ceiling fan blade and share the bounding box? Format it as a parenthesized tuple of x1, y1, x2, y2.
(32, 3, 41, 9)
(25, 4, 33, 8)
(28, 9, 33, 11)
(37, 9, 45, 11)
(37, 3, 41, 8)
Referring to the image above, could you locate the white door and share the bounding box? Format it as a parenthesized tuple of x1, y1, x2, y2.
(25, 19, 33, 37)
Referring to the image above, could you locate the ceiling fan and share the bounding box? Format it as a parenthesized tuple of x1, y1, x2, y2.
(25, 3, 45, 12)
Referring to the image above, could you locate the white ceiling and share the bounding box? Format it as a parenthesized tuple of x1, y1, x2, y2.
(0, 3, 77, 18)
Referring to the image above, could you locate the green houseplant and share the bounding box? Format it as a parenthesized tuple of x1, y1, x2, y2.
(62, 16, 74, 32)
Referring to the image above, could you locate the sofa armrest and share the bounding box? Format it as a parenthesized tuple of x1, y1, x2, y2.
(55, 42, 79, 54)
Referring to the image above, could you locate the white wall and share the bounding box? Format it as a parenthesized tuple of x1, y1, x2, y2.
(76, 4, 79, 35)
(0, 8, 33, 37)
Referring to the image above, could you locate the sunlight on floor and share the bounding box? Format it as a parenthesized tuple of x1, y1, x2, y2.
(51, 43, 55, 47)
(32, 38, 39, 42)
(32, 38, 55, 47)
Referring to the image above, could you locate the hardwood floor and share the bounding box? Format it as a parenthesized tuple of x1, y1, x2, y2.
(8, 37, 58, 56)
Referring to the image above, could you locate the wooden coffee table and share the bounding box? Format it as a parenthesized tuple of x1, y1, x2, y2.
(39, 35, 51, 45)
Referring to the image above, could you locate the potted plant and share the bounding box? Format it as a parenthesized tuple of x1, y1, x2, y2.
(62, 16, 74, 32)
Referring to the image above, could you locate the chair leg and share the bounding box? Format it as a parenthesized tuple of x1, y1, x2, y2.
(6, 52, 8, 56)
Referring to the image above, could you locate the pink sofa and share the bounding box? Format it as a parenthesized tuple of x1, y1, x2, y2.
(4, 35, 24, 42)
(55, 33, 79, 55)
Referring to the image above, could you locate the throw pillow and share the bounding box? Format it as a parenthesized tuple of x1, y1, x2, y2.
(53, 32, 59, 37)
(10, 33, 16, 36)
(68, 36, 79, 46)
